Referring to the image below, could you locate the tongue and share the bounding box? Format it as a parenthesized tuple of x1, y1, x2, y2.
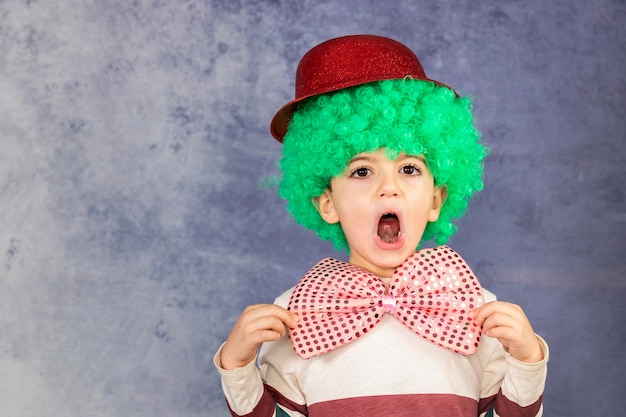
(378, 217, 400, 243)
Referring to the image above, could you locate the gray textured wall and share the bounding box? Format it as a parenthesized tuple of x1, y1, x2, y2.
(1, 1, 624, 416)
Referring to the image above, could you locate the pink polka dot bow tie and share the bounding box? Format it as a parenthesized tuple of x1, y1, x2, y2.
(287, 246, 485, 359)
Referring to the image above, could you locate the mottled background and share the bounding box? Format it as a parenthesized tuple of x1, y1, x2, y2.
(1, 0, 624, 416)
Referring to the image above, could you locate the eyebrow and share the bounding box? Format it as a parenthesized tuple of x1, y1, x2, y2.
(347, 153, 426, 164)
(397, 154, 426, 162)
(347, 155, 372, 164)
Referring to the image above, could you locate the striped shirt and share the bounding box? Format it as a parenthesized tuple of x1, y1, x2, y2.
(216, 288, 548, 417)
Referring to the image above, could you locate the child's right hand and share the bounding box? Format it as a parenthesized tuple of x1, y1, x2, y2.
(219, 304, 299, 370)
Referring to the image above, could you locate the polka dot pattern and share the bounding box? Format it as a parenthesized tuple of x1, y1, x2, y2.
(287, 245, 484, 359)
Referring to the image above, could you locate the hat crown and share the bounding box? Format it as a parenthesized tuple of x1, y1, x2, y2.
(294, 34, 427, 99)
(271, 34, 453, 142)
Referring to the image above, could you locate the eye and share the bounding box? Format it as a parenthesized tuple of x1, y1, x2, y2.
(400, 164, 422, 175)
(350, 167, 371, 178)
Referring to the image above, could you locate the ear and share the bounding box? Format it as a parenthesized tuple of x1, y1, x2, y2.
(428, 185, 447, 222)
(313, 189, 340, 224)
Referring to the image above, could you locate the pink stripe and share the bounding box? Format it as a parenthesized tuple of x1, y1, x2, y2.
(226, 386, 542, 417)
(266, 384, 308, 415)
(495, 390, 543, 417)
(308, 393, 478, 416)
(478, 394, 497, 414)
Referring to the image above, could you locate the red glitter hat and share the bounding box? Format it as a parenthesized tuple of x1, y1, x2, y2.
(270, 34, 456, 142)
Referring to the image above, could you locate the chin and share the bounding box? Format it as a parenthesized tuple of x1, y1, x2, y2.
(374, 250, 416, 270)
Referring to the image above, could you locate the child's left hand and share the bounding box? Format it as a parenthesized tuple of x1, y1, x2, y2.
(470, 301, 544, 363)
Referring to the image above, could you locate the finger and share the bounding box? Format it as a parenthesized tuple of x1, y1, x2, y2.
(245, 327, 289, 346)
(240, 304, 299, 328)
(483, 325, 518, 343)
(469, 301, 496, 325)
(224, 321, 289, 365)
(252, 314, 292, 337)
(470, 301, 522, 325)
(238, 313, 299, 346)
(481, 311, 520, 334)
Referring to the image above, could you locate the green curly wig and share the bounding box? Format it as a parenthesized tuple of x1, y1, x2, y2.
(278, 78, 488, 251)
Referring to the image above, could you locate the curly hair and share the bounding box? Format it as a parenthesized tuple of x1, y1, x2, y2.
(278, 78, 488, 251)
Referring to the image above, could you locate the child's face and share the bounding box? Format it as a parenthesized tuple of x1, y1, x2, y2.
(315, 148, 445, 278)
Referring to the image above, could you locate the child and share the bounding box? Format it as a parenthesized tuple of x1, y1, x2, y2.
(214, 34, 548, 417)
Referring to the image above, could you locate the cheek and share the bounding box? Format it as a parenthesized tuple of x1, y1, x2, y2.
(336, 205, 369, 233)
(411, 196, 439, 223)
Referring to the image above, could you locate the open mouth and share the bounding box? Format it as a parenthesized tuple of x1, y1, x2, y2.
(377, 213, 401, 243)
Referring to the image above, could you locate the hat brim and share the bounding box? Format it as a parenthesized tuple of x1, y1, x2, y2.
(270, 77, 456, 143)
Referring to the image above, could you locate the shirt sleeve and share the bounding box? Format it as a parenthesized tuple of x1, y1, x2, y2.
(213, 344, 265, 415)
(478, 291, 550, 417)
(497, 336, 549, 416)
(213, 288, 307, 417)
(258, 289, 308, 416)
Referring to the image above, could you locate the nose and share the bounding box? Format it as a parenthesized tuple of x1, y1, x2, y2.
(377, 170, 400, 198)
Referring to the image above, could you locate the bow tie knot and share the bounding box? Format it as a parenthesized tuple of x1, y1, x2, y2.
(287, 246, 484, 359)
(381, 294, 396, 314)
